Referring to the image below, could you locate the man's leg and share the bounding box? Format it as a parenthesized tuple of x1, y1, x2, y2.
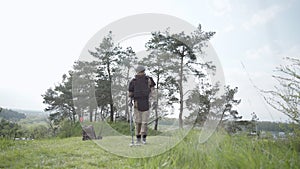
(134, 101, 142, 143)
(140, 110, 150, 144)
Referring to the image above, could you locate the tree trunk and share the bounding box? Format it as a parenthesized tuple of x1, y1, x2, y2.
(89, 107, 93, 122)
(125, 67, 130, 122)
(109, 101, 114, 122)
(107, 59, 114, 122)
(100, 106, 104, 121)
(94, 109, 97, 122)
(219, 108, 227, 129)
(154, 73, 160, 130)
(179, 54, 184, 128)
(72, 111, 76, 124)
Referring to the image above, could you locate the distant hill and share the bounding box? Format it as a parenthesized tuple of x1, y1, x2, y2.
(12, 109, 49, 127)
(13, 109, 48, 117)
(0, 108, 49, 126)
(0, 108, 26, 122)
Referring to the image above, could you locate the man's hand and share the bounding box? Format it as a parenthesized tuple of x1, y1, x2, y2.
(128, 99, 133, 107)
(152, 102, 157, 109)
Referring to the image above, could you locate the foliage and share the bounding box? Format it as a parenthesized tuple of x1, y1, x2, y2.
(0, 118, 55, 140)
(290, 124, 300, 152)
(185, 85, 217, 126)
(110, 46, 137, 121)
(42, 71, 76, 126)
(43, 26, 217, 131)
(263, 57, 300, 124)
(30, 125, 50, 139)
(219, 86, 242, 121)
(0, 108, 26, 122)
(257, 121, 296, 132)
(72, 61, 98, 122)
(0, 111, 56, 140)
(146, 24, 216, 128)
(139, 50, 174, 130)
(0, 119, 23, 139)
(185, 85, 242, 132)
(89, 31, 125, 122)
(43, 61, 100, 134)
(57, 120, 82, 138)
(19, 114, 48, 127)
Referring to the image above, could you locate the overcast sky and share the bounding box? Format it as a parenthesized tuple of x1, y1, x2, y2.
(0, 0, 299, 122)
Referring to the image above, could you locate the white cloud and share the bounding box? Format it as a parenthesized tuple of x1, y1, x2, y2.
(245, 44, 281, 60)
(223, 24, 235, 32)
(244, 42, 300, 65)
(211, 0, 232, 16)
(224, 42, 300, 121)
(240, 42, 300, 91)
(245, 45, 275, 60)
(224, 63, 289, 121)
(243, 4, 284, 30)
(286, 44, 300, 58)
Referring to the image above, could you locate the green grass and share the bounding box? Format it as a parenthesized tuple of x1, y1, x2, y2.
(81, 121, 163, 137)
(96, 135, 183, 158)
(1, 130, 299, 169)
(0, 137, 126, 169)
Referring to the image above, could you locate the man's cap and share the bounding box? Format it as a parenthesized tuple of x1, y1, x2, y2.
(135, 65, 145, 73)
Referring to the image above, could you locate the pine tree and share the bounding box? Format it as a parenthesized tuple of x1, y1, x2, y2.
(146, 25, 215, 128)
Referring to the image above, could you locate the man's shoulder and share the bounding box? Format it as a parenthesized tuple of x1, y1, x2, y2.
(131, 75, 153, 82)
(145, 75, 154, 79)
(129, 78, 136, 84)
(147, 76, 155, 82)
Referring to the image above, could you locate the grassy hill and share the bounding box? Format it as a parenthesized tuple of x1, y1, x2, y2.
(14, 109, 48, 127)
(1, 130, 299, 169)
(0, 108, 26, 122)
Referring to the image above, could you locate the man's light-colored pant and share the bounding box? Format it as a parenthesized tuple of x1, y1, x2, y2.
(134, 101, 150, 136)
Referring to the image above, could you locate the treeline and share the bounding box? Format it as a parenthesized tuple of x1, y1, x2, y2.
(42, 25, 247, 136)
(0, 118, 82, 140)
(0, 108, 81, 139)
(0, 108, 26, 122)
(257, 121, 295, 133)
(41, 23, 299, 138)
(0, 119, 23, 139)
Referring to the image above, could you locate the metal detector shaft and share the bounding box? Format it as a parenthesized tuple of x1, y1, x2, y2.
(129, 98, 134, 145)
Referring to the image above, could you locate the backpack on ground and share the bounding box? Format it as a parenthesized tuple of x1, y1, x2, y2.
(82, 125, 102, 140)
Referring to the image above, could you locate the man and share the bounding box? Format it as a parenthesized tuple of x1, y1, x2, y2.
(128, 65, 156, 144)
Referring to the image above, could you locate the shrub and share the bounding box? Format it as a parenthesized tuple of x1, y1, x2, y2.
(57, 120, 82, 138)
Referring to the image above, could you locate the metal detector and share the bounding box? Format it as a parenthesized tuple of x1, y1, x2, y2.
(129, 98, 142, 147)
(129, 98, 135, 147)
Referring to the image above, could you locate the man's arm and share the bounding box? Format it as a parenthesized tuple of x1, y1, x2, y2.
(148, 77, 156, 99)
(128, 79, 134, 98)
